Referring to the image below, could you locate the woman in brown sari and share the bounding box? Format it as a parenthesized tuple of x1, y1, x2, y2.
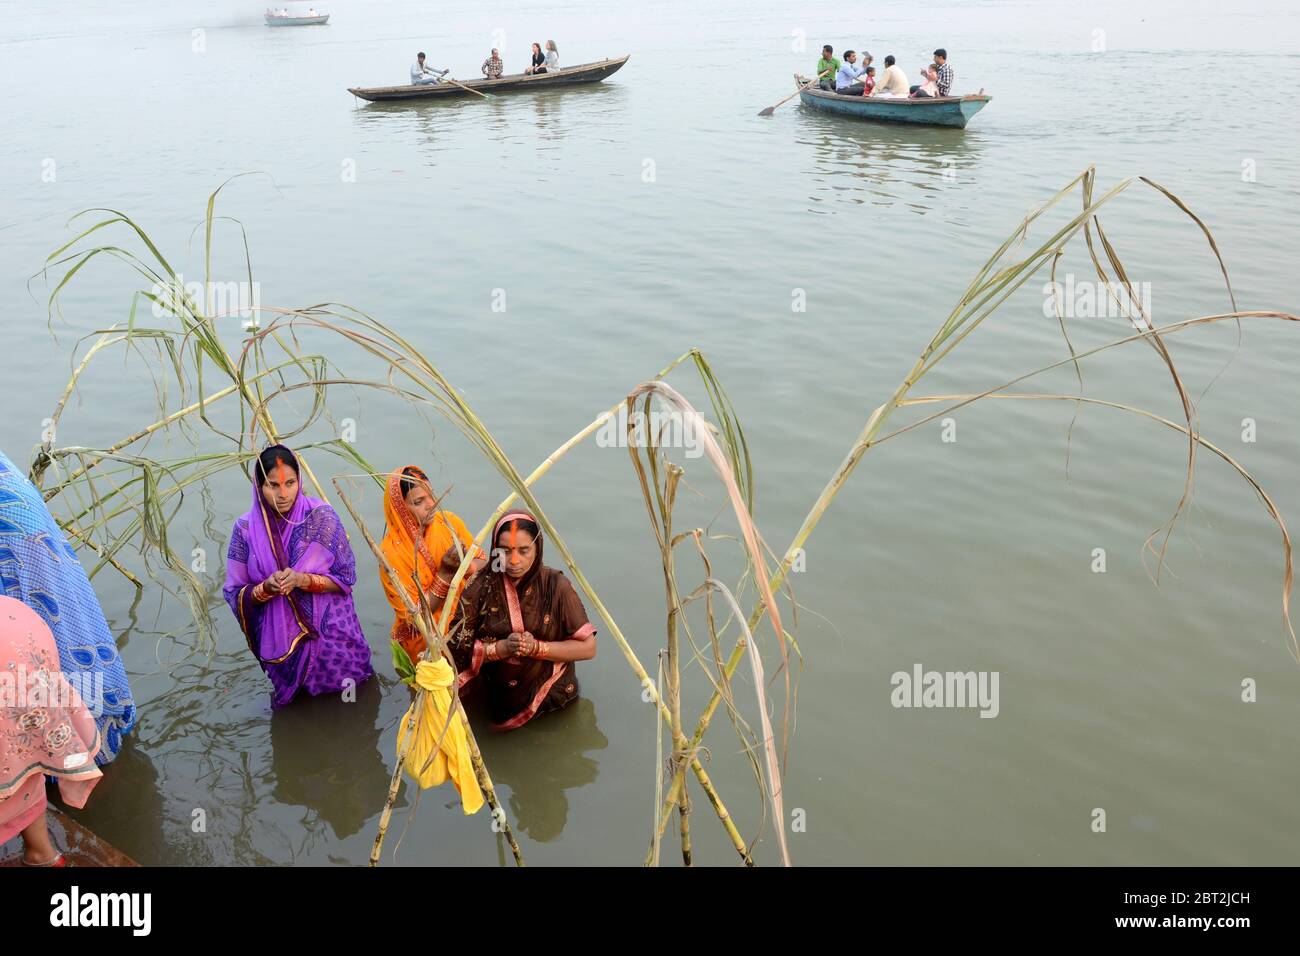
(453, 511, 596, 730)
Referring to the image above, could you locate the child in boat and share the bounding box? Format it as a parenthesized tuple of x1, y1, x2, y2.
(911, 64, 939, 98)
(862, 66, 876, 95)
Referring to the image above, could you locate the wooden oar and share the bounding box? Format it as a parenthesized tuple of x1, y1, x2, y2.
(441, 74, 489, 99)
(758, 78, 813, 116)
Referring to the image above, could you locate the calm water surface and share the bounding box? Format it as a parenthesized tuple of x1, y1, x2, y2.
(2, 0, 1299, 865)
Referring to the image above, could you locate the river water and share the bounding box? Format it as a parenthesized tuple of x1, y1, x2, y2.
(2, 0, 1299, 865)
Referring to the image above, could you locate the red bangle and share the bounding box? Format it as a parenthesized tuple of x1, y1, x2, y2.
(430, 575, 451, 599)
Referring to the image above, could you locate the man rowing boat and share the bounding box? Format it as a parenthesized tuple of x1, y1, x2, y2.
(411, 52, 449, 85)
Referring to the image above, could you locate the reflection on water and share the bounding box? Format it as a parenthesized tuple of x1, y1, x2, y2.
(269, 677, 393, 841)
(51, 737, 165, 866)
(796, 108, 986, 212)
(352, 82, 626, 156)
(474, 697, 607, 843)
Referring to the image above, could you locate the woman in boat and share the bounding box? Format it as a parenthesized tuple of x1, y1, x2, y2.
(223, 444, 374, 707)
(526, 42, 545, 74)
(452, 511, 596, 730)
(544, 40, 560, 72)
(379, 465, 485, 663)
(0, 449, 136, 764)
(0, 595, 103, 866)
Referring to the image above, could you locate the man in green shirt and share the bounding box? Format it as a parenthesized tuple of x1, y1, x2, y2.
(815, 44, 840, 91)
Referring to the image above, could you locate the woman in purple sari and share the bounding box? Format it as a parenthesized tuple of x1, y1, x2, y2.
(223, 445, 374, 707)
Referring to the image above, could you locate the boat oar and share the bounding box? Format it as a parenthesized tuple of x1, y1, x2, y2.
(758, 80, 812, 117)
(441, 74, 489, 99)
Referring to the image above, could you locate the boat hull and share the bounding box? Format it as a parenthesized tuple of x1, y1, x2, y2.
(798, 87, 990, 128)
(0, 807, 138, 867)
(348, 55, 629, 102)
(266, 15, 329, 26)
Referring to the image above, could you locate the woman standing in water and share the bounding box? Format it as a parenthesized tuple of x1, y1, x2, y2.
(223, 445, 374, 707)
(379, 464, 484, 663)
(454, 511, 596, 730)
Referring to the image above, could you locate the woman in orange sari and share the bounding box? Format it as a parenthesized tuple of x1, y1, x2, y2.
(379, 465, 485, 662)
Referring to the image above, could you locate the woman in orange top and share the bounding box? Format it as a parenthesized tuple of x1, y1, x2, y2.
(379, 466, 485, 662)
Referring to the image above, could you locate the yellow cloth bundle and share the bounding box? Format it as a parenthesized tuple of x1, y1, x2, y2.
(396, 659, 484, 814)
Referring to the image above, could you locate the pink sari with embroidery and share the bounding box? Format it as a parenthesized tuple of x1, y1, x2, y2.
(0, 596, 102, 843)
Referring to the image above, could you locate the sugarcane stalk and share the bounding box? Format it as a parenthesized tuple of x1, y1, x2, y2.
(333, 483, 524, 867)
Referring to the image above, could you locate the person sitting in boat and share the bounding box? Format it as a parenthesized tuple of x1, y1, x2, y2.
(869, 54, 908, 97)
(451, 511, 597, 731)
(482, 48, 504, 79)
(411, 52, 449, 85)
(525, 42, 545, 74)
(222, 444, 375, 708)
(861, 65, 877, 96)
(815, 45, 840, 91)
(378, 465, 485, 665)
(932, 49, 953, 96)
(835, 50, 866, 95)
(544, 40, 560, 71)
(910, 64, 939, 98)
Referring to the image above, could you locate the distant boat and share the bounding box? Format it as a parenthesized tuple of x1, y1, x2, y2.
(795, 74, 990, 128)
(348, 55, 629, 102)
(265, 12, 329, 26)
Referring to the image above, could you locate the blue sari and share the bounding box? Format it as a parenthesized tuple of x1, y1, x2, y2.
(0, 449, 137, 764)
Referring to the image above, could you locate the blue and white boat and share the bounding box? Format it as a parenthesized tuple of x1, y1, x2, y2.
(795, 75, 990, 128)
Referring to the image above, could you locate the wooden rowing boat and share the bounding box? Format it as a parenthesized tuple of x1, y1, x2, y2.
(266, 13, 329, 26)
(347, 55, 629, 102)
(0, 806, 138, 867)
(794, 74, 990, 128)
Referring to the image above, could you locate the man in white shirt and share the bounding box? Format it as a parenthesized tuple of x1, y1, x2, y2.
(871, 54, 909, 97)
(835, 50, 866, 94)
(411, 52, 449, 85)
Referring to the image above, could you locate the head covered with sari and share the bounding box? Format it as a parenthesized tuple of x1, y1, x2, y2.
(223, 444, 374, 707)
(228, 445, 349, 663)
(379, 466, 478, 660)
(460, 510, 595, 728)
(380, 465, 444, 606)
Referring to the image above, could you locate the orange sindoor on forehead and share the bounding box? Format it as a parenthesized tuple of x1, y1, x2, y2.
(509, 520, 518, 549)
(271, 462, 294, 484)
